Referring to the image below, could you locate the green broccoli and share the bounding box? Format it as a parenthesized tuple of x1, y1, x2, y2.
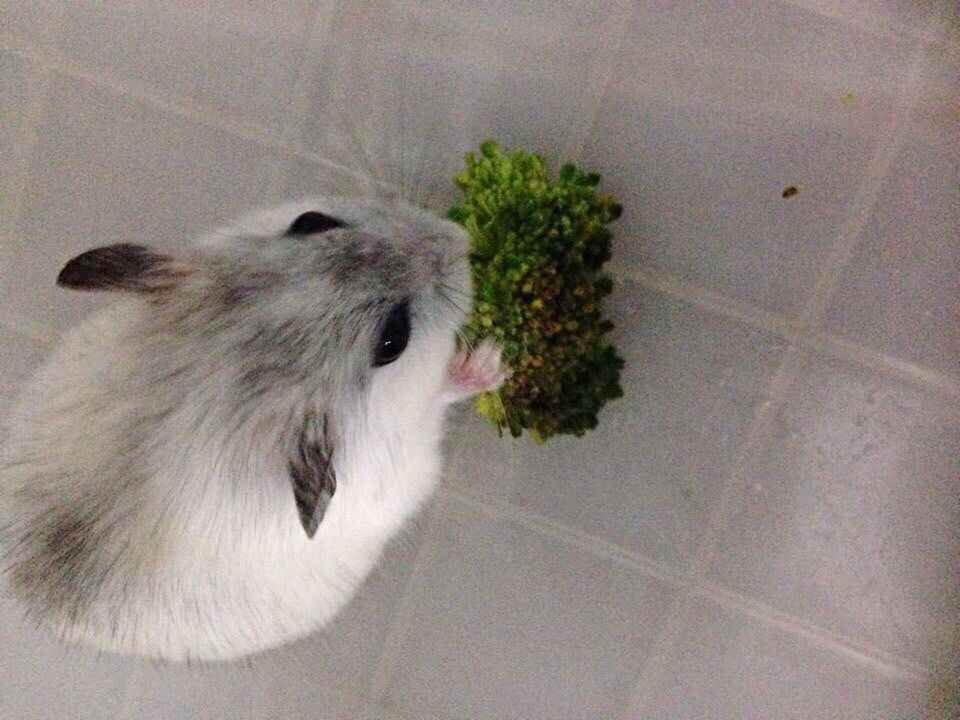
(449, 140, 625, 442)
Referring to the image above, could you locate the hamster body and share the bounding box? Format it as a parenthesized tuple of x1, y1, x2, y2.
(0, 197, 505, 661)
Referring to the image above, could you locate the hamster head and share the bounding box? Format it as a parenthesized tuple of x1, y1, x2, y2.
(54, 196, 473, 538)
(193, 196, 472, 413)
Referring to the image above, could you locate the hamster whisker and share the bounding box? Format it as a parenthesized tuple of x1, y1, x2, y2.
(436, 286, 470, 317)
(437, 282, 473, 308)
(444, 250, 471, 268)
(399, 68, 408, 206)
(440, 277, 471, 295)
(455, 328, 476, 355)
(436, 291, 462, 318)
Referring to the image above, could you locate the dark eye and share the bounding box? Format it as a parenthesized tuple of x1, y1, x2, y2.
(285, 211, 345, 236)
(373, 301, 410, 367)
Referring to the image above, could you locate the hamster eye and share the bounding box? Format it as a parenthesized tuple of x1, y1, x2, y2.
(285, 211, 345, 236)
(373, 300, 410, 367)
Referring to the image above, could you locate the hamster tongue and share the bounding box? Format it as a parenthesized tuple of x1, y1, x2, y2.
(442, 339, 509, 403)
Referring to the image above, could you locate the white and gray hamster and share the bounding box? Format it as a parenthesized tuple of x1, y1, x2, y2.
(0, 196, 507, 661)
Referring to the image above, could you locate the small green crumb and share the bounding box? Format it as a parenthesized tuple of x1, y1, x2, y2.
(782, 185, 799, 199)
(841, 92, 856, 105)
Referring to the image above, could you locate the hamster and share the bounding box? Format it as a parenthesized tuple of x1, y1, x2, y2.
(0, 196, 507, 661)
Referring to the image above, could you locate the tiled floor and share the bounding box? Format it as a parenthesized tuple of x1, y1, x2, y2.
(0, 1, 957, 719)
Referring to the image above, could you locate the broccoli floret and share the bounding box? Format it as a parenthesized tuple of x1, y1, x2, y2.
(449, 140, 625, 442)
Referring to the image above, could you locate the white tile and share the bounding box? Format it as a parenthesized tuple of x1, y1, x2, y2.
(708, 353, 960, 668)
(273, 154, 373, 204)
(0, 322, 49, 388)
(0, 52, 40, 238)
(910, 38, 959, 144)
(297, 0, 615, 210)
(600, 0, 917, 142)
(443, 402, 519, 501)
(384, 499, 678, 720)
(640, 596, 928, 720)
(55, 1, 325, 135)
(0, 388, 12, 444)
(117, 662, 261, 720)
(823, 138, 959, 376)
(583, 89, 881, 315)
(788, 0, 953, 42)
(2, 71, 276, 333)
(582, 0, 921, 315)
(367, 698, 449, 720)
(0, 596, 134, 720)
(629, 0, 915, 99)
(0, 1, 64, 51)
(505, 281, 787, 567)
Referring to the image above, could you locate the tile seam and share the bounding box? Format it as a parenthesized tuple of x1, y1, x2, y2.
(442, 488, 932, 686)
(619, 266, 960, 401)
(559, 0, 637, 162)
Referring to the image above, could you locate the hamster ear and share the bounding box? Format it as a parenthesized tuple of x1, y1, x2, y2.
(288, 411, 337, 539)
(57, 243, 187, 294)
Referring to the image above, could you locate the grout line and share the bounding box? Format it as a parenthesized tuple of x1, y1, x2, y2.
(0, 33, 278, 149)
(263, 0, 343, 200)
(695, 580, 932, 683)
(620, 20, 940, 715)
(559, 0, 636, 162)
(442, 487, 933, 685)
(1, 7, 947, 192)
(445, 487, 687, 590)
(804, 330, 960, 400)
(0, 32, 374, 196)
(359, 487, 455, 716)
(619, 266, 960, 402)
(617, 356, 805, 718)
(796, 44, 932, 333)
(357, 411, 479, 715)
(623, 266, 803, 340)
(283, 2, 342, 142)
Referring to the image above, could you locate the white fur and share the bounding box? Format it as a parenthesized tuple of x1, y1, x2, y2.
(0, 197, 502, 661)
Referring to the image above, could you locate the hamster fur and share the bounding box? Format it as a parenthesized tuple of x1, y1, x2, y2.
(0, 196, 506, 661)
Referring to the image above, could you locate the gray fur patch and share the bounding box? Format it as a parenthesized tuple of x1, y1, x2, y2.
(12, 506, 100, 621)
(288, 412, 336, 538)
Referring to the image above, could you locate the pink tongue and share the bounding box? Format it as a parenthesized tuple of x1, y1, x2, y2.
(446, 343, 509, 394)
(447, 353, 492, 393)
